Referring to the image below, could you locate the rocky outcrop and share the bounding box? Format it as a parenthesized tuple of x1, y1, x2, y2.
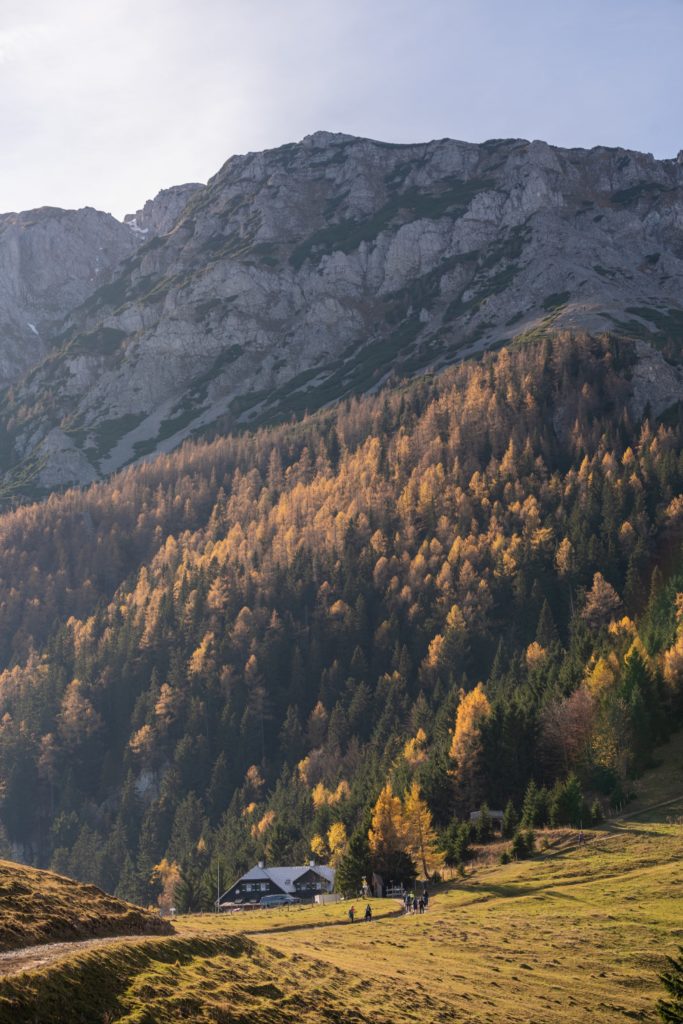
(630, 341, 683, 420)
(0, 207, 138, 384)
(123, 183, 203, 237)
(2, 131, 683, 488)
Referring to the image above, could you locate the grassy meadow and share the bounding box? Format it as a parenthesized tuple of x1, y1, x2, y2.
(1, 732, 681, 1023)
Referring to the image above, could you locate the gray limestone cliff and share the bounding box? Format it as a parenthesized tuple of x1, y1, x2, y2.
(1, 131, 683, 488)
(0, 206, 138, 384)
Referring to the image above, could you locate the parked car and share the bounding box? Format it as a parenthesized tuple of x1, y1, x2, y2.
(259, 894, 301, 908)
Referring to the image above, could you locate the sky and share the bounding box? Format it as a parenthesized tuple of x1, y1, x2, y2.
(1, 0, 681, 220)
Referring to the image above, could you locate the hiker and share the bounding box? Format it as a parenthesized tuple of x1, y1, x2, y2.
(404, 893, 411, 914)
(412, 896, 418, 914)
(418, 897, 424, 914)
(348, 905, 356, 923)
(364, 903, 372, 922)
(423, 890, 429, 909)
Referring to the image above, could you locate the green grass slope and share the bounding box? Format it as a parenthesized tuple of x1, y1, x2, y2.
(2, 733, 681, 1023)
(0, 859, 171, 953)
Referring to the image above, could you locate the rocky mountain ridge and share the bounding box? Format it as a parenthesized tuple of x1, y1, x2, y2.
(0, 206, 137, 385)
(2, 131, 683, 488)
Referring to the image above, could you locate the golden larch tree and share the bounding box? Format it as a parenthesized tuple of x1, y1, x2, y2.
(368, 783, 406, 873)
(402, 782, 444, 880)
(449, 683, 492, 811)
(327, 822, 348, 866)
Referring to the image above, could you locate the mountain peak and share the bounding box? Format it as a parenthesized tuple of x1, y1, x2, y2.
(300, 130, 358, 146)
(1, 132, 683, 490)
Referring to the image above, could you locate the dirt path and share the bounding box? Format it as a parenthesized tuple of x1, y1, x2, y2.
(0, 934, 158, 978)
(614, 794, 683, 821)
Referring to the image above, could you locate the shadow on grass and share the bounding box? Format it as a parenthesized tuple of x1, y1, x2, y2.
(458, 882, 541, 899)
(240, 906, 405, 937)
(600, 822, 664, 839)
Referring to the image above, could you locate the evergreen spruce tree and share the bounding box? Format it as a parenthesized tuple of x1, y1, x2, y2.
(590, 799, 604, 825)
(521, 780, 538, 828)
(502, 799, 518, 838)
(536, 599, 560, 648)
(441, 821, 472, 869)
(475, 803, 493, 843)
(549, 774, 584, 827)
(175, 863, 213, 914)
(658, 946, 683, 1023)
(336, 819, 372, 897)
(510, 830, 528, 860)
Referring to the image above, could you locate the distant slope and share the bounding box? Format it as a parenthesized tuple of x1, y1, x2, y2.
(0, 859, 171, 952)
(2, 131, 683, 487)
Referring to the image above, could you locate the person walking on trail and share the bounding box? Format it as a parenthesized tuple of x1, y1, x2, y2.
(348, 905, 356, 923)
(404, 893, 411, 914)
(423, 890, 429, 909)
(418, 897, 424, 914)
(412, 896, 418, 914)
(364, 904, 372, 922)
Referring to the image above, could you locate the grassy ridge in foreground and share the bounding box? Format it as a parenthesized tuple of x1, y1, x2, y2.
(0, 936, 250, 1024)
(0, 859, 171, 952)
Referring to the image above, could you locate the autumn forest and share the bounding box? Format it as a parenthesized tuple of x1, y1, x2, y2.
(0, 331, 682, 908)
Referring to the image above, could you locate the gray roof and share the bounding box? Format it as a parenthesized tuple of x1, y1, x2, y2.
(222, 862, 335, 899)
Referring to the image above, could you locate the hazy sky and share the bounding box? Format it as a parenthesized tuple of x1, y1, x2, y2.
(1, 0, 681, 219)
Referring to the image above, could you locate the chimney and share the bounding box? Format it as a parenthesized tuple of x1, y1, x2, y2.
(258, 859, 265, 869)
(309, 859, 315, 867)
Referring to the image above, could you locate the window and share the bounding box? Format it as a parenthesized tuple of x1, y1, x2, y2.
(260, 882, 268, 891)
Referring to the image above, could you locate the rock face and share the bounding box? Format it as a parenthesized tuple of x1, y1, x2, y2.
(123, 183, 203, 237)
(0, 207, 138, 384)
(2, 131, 683, 488)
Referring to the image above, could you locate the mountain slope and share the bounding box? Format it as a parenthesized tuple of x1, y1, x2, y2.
(2, 132, 683, 487)
(0, 331, 681, 902)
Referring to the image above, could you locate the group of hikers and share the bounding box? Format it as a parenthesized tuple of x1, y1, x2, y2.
(403, 890, 428, 914)
(347, 889, 429, 923)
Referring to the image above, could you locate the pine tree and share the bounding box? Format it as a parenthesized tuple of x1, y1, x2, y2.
(536, 599, 560, 648)
(441, 821, 473, 869)
(175, 863, 213, 913)
(521, 780, 539, 828)
(549, 774, 584, 827)
(658, 946, 683, 1023)
(475, 803, 493, 843)
(336, 819, 372, 897)
(590, 799, 604, 825)
(502, 799, 518, 838)
(510, 830, 528, 860)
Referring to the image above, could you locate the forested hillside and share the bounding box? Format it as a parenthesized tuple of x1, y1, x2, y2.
(0, 331, 682, 905)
